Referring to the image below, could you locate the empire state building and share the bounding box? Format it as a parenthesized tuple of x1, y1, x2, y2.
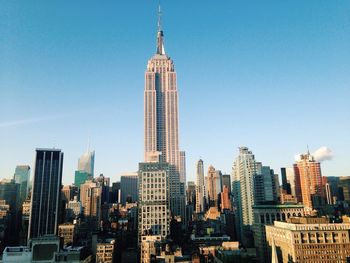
(144, 9, 181, 176)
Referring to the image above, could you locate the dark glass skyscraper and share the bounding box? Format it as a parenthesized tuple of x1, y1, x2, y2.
(28, 148, 63, 240)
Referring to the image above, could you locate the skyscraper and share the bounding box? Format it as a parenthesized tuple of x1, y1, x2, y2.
(143, 6, 185, 220)
(207, 165, 222, 208)
(195, 159, 205, 213)
(78, 150, 95, 177)
(254, 166, 279, 205)
(294, 152, 324, 213)
(28, 148, 63, 240)
(14, 165, 30, 204)
(232, 147, 258, 246)
(120, 173, 138, 205)
(144, 7, 180, 171)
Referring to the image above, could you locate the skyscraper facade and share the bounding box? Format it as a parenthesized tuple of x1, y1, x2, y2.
(120, 173, 138, 205)
(195, 159, 205, 213)
(28, 148, 63, 239)
(179, 151, 186, 184)
(78, 150, 95, 177)
(14, 165, 30, 204)
(207, 165, 222, 208)
(144, 21, 180, 170)
(294, 152, 324, 213)
(143, 8, 185, 220)
(232, 147, 258, 246)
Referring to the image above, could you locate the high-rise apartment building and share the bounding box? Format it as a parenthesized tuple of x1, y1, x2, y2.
(28, 148, 63, 240)
(14, 165, 30, 204)
(195, 159, 205, 213)
(77, 150, 95, 177)
(294, 152, 325, 213)
(232, 147, 258, 246)
(144, 7, 185, 220)
(207, 165, 222, 208)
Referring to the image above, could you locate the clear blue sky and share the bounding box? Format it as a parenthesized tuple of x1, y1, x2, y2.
(1, 1, 349, 184)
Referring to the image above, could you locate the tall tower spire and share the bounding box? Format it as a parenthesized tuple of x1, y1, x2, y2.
(156, 4, 165, 55)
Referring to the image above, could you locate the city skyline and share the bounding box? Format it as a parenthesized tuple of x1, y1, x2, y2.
(1, 1, 350, 184)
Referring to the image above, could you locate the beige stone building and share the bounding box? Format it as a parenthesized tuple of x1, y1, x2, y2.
(140, 235, 161, 263)
(58, 223, 76, 246)
(96, 239, 115, 263)
(253, 204, 304, 263)
(266, 217, 350, 262)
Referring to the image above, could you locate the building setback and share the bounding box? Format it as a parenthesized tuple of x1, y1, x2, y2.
(143, 7, 185, 220)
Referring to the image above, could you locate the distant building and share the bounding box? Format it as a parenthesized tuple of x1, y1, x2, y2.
(110, 181, 120, 204)
(179, 151, 186, 184)
(120, 173, 138, 205)
(339, 176, 350, 204)
(13, 165, 30, 204)
(62, 185, 77, 204)
(207, 165, 222, 208)
(28, 148, 63, 240)
(74, 171, 90, 190)
(254, 165, 279, 205)
(0, 179, 20, 234)
(221, 174, 231, 193)
(186, 181, 196, 205)
(220, 185, 231, 211)
(67, 196, 82, 219)
(78, 150, 95, 177)
(195, 159, 205, 213)
(0, 200, 10, 243)
(294, 152, 325, 213)
(266, 217, 350, 263)
(80, 180, 101, 229)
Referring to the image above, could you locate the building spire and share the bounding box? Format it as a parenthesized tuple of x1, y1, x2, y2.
(157, 3, 162, 32)
(156, 3, 165, 55)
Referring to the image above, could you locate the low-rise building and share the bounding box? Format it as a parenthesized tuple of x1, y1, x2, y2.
(253, 204, 304, 263)
(266, 217, 350, 262)
(140, 235, 162, 263)
(96, 239, 116, 263)
(58, 223, 77, 246)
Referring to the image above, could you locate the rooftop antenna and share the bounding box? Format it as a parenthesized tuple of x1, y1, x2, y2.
(157, 2, 162, 32)
(87, 137, 91, 152)
(307, 144, 310, 155)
